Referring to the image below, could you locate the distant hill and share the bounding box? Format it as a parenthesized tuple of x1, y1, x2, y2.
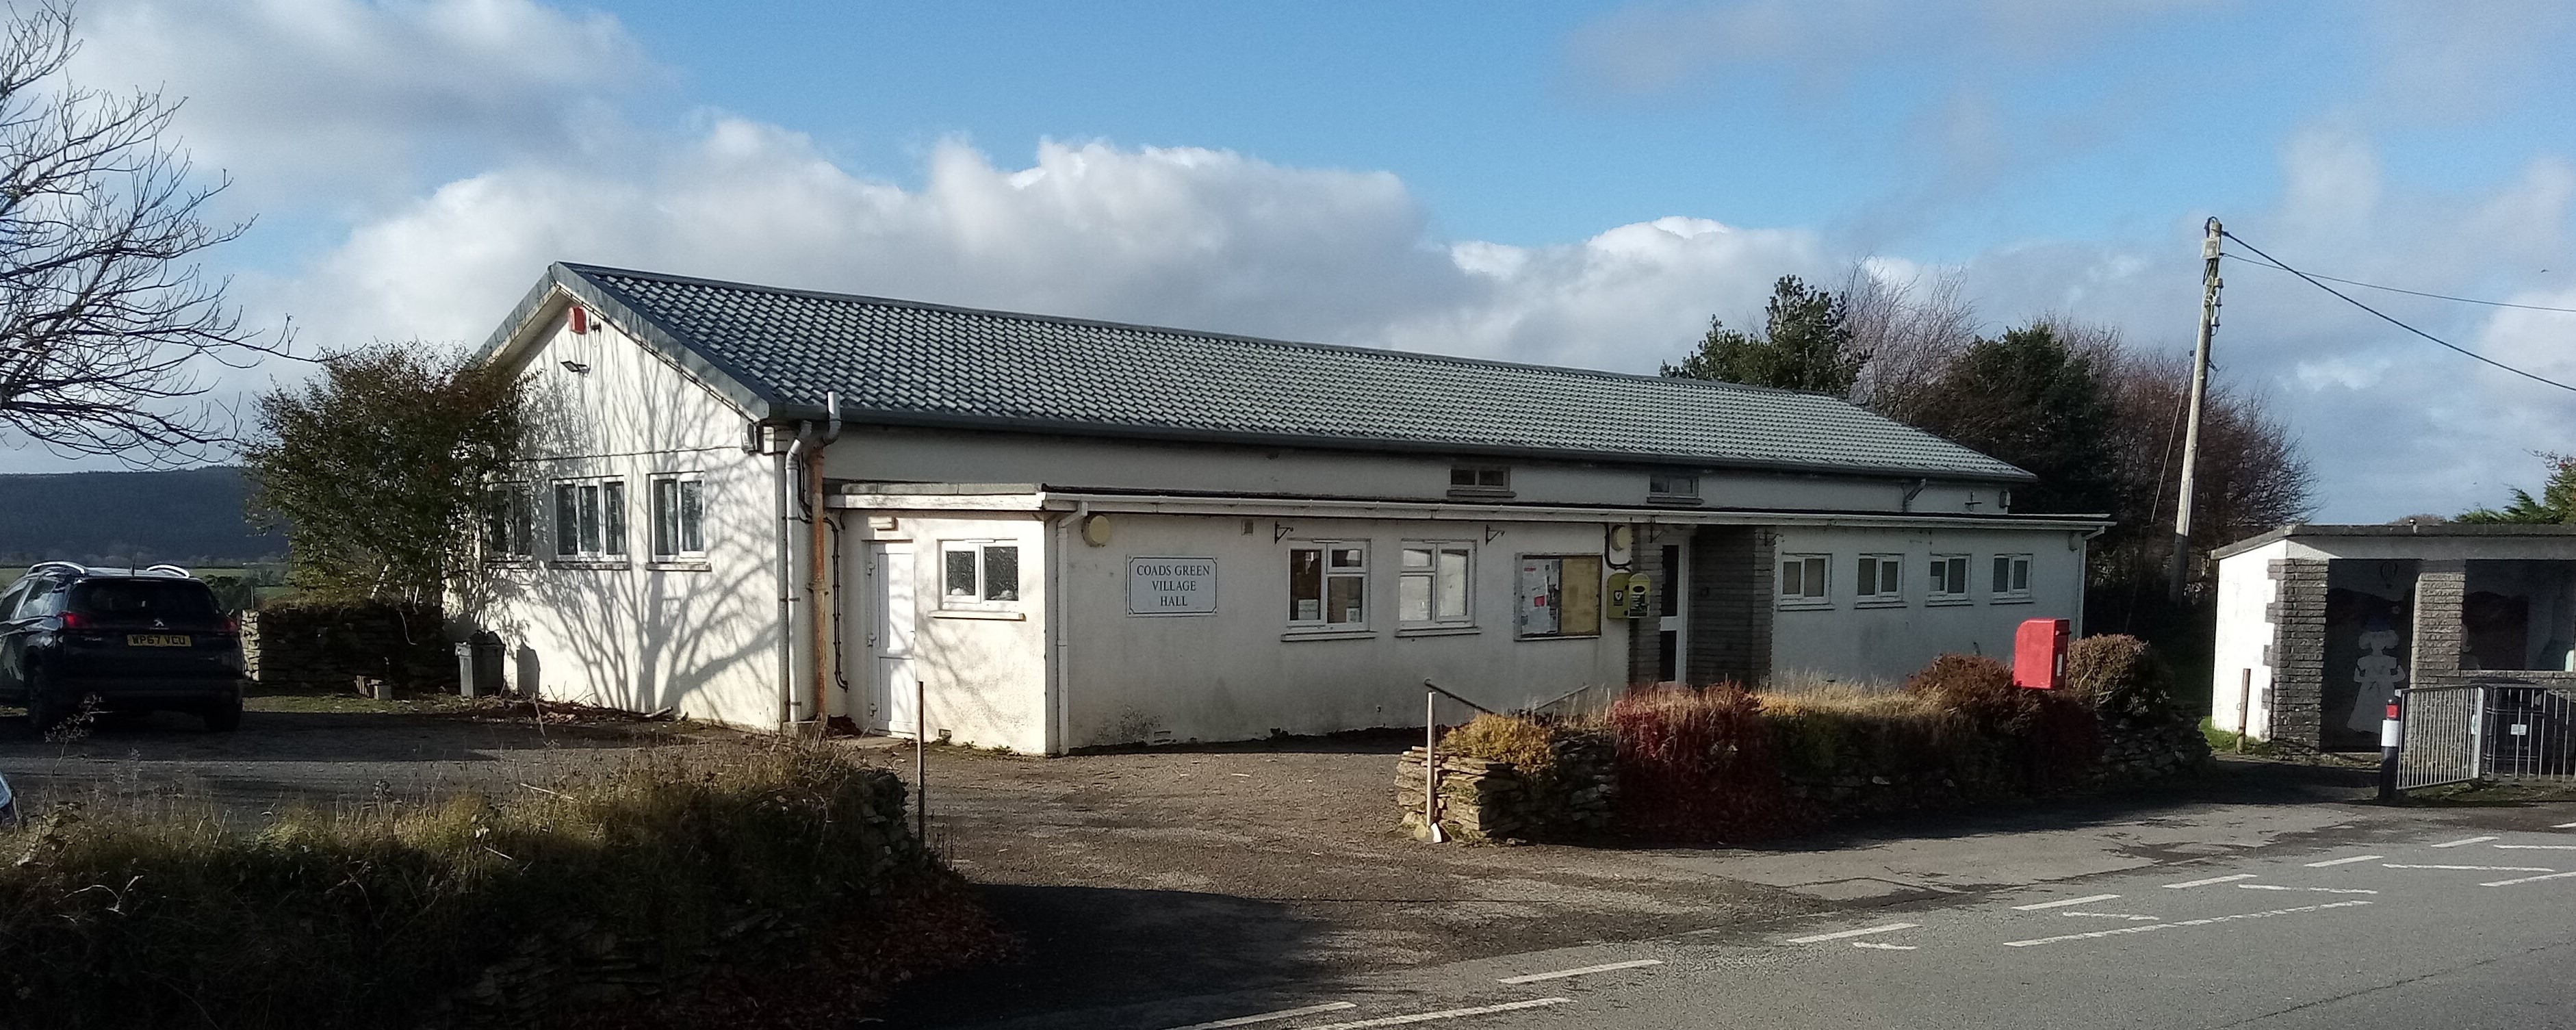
(0, 466, 283, 565)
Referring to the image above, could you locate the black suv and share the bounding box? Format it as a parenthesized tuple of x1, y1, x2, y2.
(0, 563, 245, 732)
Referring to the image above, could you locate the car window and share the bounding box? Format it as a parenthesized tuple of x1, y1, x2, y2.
(66, 580, 220, 622)
(7, 580, 53, 620)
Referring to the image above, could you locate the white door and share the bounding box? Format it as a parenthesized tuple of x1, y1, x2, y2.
(871, 543, 920, 736)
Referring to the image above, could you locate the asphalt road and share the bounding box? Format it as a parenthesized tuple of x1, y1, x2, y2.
(978, 801, 2576, 1030)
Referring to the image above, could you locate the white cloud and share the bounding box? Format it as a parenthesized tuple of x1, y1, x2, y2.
(69, 0, 653, 204)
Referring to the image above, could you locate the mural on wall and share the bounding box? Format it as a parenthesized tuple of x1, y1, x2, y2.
(2322, 559, 2417, 751)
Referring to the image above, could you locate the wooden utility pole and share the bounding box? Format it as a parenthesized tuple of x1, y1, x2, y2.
(2169, 217, 2224, 604)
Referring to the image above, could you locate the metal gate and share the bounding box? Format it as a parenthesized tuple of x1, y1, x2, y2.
(2398, 682, 2576, 791)
(2397, 684, 2482, 790)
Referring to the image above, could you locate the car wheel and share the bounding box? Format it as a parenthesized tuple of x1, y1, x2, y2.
(201, 697, 242, 733)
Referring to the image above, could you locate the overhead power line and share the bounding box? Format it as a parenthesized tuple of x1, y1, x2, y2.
(2217, 229, 2576, 394)
(2223, 252, 2576, 314)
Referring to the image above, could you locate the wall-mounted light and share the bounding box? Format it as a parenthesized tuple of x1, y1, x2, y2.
(560, 360, 591, 374)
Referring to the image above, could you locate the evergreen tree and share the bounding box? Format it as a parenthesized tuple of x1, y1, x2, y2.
(1661, 275, 1861, 395)
(2460, 454, 2576, 524)
(1909, 324, 2115, 515)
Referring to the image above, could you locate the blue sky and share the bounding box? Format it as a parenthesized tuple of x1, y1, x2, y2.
(15, 1, 2576, 523)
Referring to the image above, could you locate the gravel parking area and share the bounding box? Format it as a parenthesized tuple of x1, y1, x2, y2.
(0, 693, 725, 821)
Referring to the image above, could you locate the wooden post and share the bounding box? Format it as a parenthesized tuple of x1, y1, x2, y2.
(915, 676, 928, 844)
(2237, 669, 2253, 753)
(1423, 690, 1445, 844)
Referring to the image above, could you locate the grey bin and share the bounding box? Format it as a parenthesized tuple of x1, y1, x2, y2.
(454, 632, 506, 698)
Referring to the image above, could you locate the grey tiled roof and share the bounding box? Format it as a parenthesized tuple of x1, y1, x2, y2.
(517, 263, 2030, 482)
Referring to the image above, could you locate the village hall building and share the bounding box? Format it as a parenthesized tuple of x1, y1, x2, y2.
(465, 263, 2102, 753)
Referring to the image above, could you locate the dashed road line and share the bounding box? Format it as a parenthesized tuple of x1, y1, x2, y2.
(2237, 884, 2379, 894)
(2304, 855, 2383, 868)
(2555, 822, 2576, 829)
(2002, 901, 2373, 948)
(1497, 960, 1661, 984)
(2432, 836, 2499, 849)
(2481, 871, 2576, 888)
(2384, 864, 2555, 873)
(2164, 874, 2258, 889)
(1851, 941, 1918, 951)
(2013, 894, 2120, 910)
(1785, 923, 1919, 944)
(1305, 998, 1570, 1029)
(2493, 844, 2576, 850)
(1167, 1002, 1360, 1029)
(2062, 912, 2161, 921)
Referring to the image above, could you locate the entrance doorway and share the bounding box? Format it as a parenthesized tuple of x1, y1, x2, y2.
(868, 542, 920, 736)
(1658, 542, 1689, 682)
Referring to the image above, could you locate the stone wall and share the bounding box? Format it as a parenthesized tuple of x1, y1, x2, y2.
(242, 603, 458, 692)
(2266, 558, 2328, 752)
(1395, 733, 1616, 843)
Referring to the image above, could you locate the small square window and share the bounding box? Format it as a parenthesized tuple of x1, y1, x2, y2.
(1856, 554, 1903, 600)
(481, 482, 534, 559)
(650, 474, 706, 559)
(1400, 541, 1474, 627)
(551, 476, 627, 560)
(1289, 541, 1367, 628)
(1779, 554, 1829, 603)
(1929, 554, 1971, 601)
(1992, 554, 2033, 598)
(941, 540, 1022, 608)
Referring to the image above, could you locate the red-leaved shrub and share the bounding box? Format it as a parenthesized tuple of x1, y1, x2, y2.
(1608, 684, 1807, 842)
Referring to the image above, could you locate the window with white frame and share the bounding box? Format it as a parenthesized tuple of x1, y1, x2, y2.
(1648, 472, 1701, 501)
(1992, 554, 2033, 599)
(1447, 465, 1511, 496)
(1927, 554, 1972, 601)
(1855, 554, 1903, 601)
(941, 541, 1021, 607)
(552, 478, 626, 559)
(480, 482, 534, 559)
(649, 474, 706, 559)
(1288, 542, 1368, 628)
(1398, 541, 1473, 628)
(1779, 554, 1829, 603)
(1516, 554, 1603, 639)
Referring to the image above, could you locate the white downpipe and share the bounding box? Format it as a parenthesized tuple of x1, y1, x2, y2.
(777, 424, 812, 728)
(1047, 500, 1087, 754)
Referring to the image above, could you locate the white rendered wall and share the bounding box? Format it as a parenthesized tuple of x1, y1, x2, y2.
(840, 511, 1053, 754)
(1053, 513, 1632, 749)
(823, 424, 2007, 515)
(476, 308, 786, 730)
(2210, 541, 2287, 741)
(1768, 525, 2090, 685)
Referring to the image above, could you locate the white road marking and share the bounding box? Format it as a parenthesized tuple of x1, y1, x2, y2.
(2431, 836, 2499, 848)
(1167, 1002, 1359, 1029)
(1497, 959, 1662, 984)
(2481, 871, 2576, 888)
(2236, 884, 2380, 894)
(2493, 844, 2576, 850)
(2002, 901, 2373, 948)
(1785, 923, 1920, 944)
(2304, 855, 2384, 868)
(2062, 912, 2161, 921)
(2013, 893, 2120, 910)
(2384, 864, 2556, 873)
(2555, 822, 2576, 829)
(1851, 941, 1918, 950)
(1305, 999, 1571, 1029)
(2163, 874, 2258, 889)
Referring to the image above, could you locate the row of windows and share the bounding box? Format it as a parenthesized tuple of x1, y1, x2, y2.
(481, 474, 705, 563)
(1779, 552, 2034, 607)
(1447, 465, 1701, 502)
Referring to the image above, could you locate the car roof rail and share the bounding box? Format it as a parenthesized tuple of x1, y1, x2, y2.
(141, 564, 193, 579)
(25, 561, 87, 579)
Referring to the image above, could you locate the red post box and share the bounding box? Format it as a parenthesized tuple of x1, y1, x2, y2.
(2012, 618, 2070, 690)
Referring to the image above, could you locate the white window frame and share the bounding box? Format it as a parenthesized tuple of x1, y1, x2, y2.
(481, 482, 534, 561)
(1927, 553, 1972, 604)
(551, 476, 627, 561)
(1648, 471, 1703, 504)
(1992, 553, 2035, 602)
(939, 539, 1022, 610)
(1287, 541, 1370, 630)
(1855, 553, 1904, 605)
(649, 473, 708, 561)
(1516, 553, 1604, 640)
(1398, 540, 1476, 630)
(1779, 553, 1831, 608)
(1447, 465, 1512, 498)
